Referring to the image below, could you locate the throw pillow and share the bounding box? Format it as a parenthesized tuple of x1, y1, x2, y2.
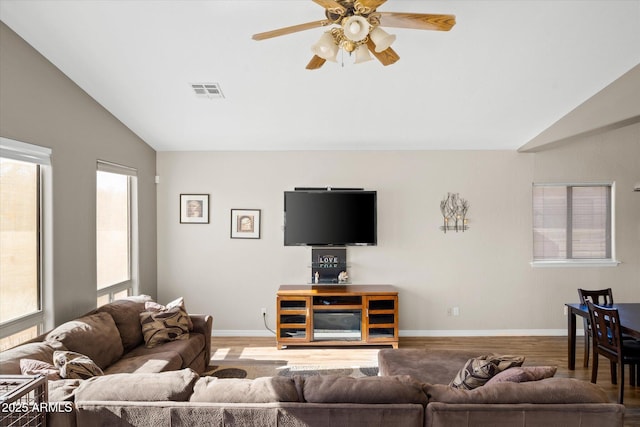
(74, 369, 199, 402)
(145, 296, 193, 331)
(53, 351, 104, 380)
(140, 306, 190, 348)
(20, 358, 62, 381)
(484, 365, 557, 386)
(44, 311, 124, 369)
(96, 298, 148, 352)
(450, 354, 525, 390)
(190, 377, 300, 403)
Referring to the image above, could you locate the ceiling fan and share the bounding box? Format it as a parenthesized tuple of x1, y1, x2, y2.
(252, 0, 456, 69)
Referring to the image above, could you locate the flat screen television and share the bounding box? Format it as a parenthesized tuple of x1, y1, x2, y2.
(284, 189, 377, 246)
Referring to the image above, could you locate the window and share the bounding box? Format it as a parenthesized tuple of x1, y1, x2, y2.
(96, 161, 137, 305)
(0, 138, 51, 350)
(532, 183, 616, 266)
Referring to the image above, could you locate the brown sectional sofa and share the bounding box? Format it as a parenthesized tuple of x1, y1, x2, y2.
(69, 371, 427, 426)
(48, 367, 622, 427)
(1, 297, 213, 377)
(0, 297, 212, 426)
(0, 300, 625, 426)
(378, 347, 625, 426)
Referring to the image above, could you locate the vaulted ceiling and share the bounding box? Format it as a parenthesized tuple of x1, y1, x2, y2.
(1, 1, 639, 151)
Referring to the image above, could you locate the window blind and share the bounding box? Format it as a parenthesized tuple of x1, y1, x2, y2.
(96, 160, 137, 176)
(0, 137, 51, 165)
(533, 184, 612, 261)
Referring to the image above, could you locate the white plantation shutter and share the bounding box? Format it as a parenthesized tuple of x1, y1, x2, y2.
(533, 184, 612, 261)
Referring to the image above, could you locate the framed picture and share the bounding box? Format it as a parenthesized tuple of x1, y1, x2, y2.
(230, 209, 261, 239)
(180, 194, 209, 224)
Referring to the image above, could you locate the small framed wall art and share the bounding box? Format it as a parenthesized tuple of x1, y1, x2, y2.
(180, 194, 209, 224)
(230, 209, 261, 239)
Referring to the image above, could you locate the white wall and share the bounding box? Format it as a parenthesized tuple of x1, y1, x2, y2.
(157, 124, 639, 336)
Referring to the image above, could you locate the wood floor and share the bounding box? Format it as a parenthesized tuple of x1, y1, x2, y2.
(210, 335, 640, 426)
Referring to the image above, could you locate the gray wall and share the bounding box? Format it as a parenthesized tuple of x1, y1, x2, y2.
(531, 123, 640, 303)
(156, 128, 639, 336)
(0, 22, 157, 325)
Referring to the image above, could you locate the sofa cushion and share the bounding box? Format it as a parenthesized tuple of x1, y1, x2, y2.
(485, 366, 557, 386)
(103, 351, 183, 374)
(378, 348, 495, 385)
(302, 375, 428, 405)
(450, 354, 525, 390)
(74, 368, 199, 402)
(0, 342, 58, 375)
(53, 351, 104, 380)
(190, 376, 300, 403)
(20, 358, 62, 381)
(425, 377, 610, 404)
(125, 333, 204, 368)
(140, 306, 190, 348)
(48, 379, 82, 402)
(45, 311, 124, 369)
(96, 299, 148, 352)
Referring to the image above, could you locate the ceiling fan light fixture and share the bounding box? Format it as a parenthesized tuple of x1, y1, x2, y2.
(369, 26, 396, 52)
(353, 43, 373, 63)
(342, 15, 370, 42)
(311, 32, 339, 61)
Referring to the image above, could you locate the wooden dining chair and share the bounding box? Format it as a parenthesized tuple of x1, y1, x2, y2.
(586, 301, 640, 404)
(578, 288, 614, 368)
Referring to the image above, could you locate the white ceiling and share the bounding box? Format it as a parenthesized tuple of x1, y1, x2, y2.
(1, 0, 639, 151)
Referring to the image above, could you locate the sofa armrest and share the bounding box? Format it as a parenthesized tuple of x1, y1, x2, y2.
(190, 314, 213, 364)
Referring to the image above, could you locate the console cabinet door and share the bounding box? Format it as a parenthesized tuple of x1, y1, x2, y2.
(277, 296, 311, 347)
(364, 295, 398, 344)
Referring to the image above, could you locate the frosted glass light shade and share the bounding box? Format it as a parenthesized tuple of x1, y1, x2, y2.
(354, 44, 373, 63)
(370, 27, 396, 52)
(312, 32, 339, 61)
(343, 15, 370, 42)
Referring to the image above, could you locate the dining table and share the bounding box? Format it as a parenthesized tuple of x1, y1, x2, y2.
(565, 302, 640, 370)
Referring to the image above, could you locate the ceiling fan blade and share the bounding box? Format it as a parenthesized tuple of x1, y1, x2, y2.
(366, 39, 399, 66)
(312, 0, 346, 15)
(306, 55, 327, 70)
(355, 0, 387, 12)
(378, 12, 456, 31)
(252, 20, 328, 41)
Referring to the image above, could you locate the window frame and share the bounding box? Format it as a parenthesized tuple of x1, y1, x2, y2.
(0, 137, 52, 344)
(531, 182, 619, 268)
(96, 161, 138, 305)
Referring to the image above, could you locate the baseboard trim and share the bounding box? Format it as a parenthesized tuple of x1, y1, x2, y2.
(399, 329, 574, 337)
(212, 329, 578, 338)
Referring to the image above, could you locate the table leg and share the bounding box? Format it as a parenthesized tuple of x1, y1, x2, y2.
(568, 310, 576, 370)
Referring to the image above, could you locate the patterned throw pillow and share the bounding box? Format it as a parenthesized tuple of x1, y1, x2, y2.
(145, 297, 193, 331)
(53, 351, 104, 380)
(140, 306, 190, 348)
(450, 354, 525, 390)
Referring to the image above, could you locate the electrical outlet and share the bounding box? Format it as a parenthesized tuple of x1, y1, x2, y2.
(261, 308, 267, 316)
(452, 306, 460, 316)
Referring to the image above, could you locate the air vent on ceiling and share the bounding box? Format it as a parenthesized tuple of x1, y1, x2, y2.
(191, 83, 224, 99)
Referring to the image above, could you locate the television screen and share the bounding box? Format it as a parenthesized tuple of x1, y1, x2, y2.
(284, 190, 377, 246)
